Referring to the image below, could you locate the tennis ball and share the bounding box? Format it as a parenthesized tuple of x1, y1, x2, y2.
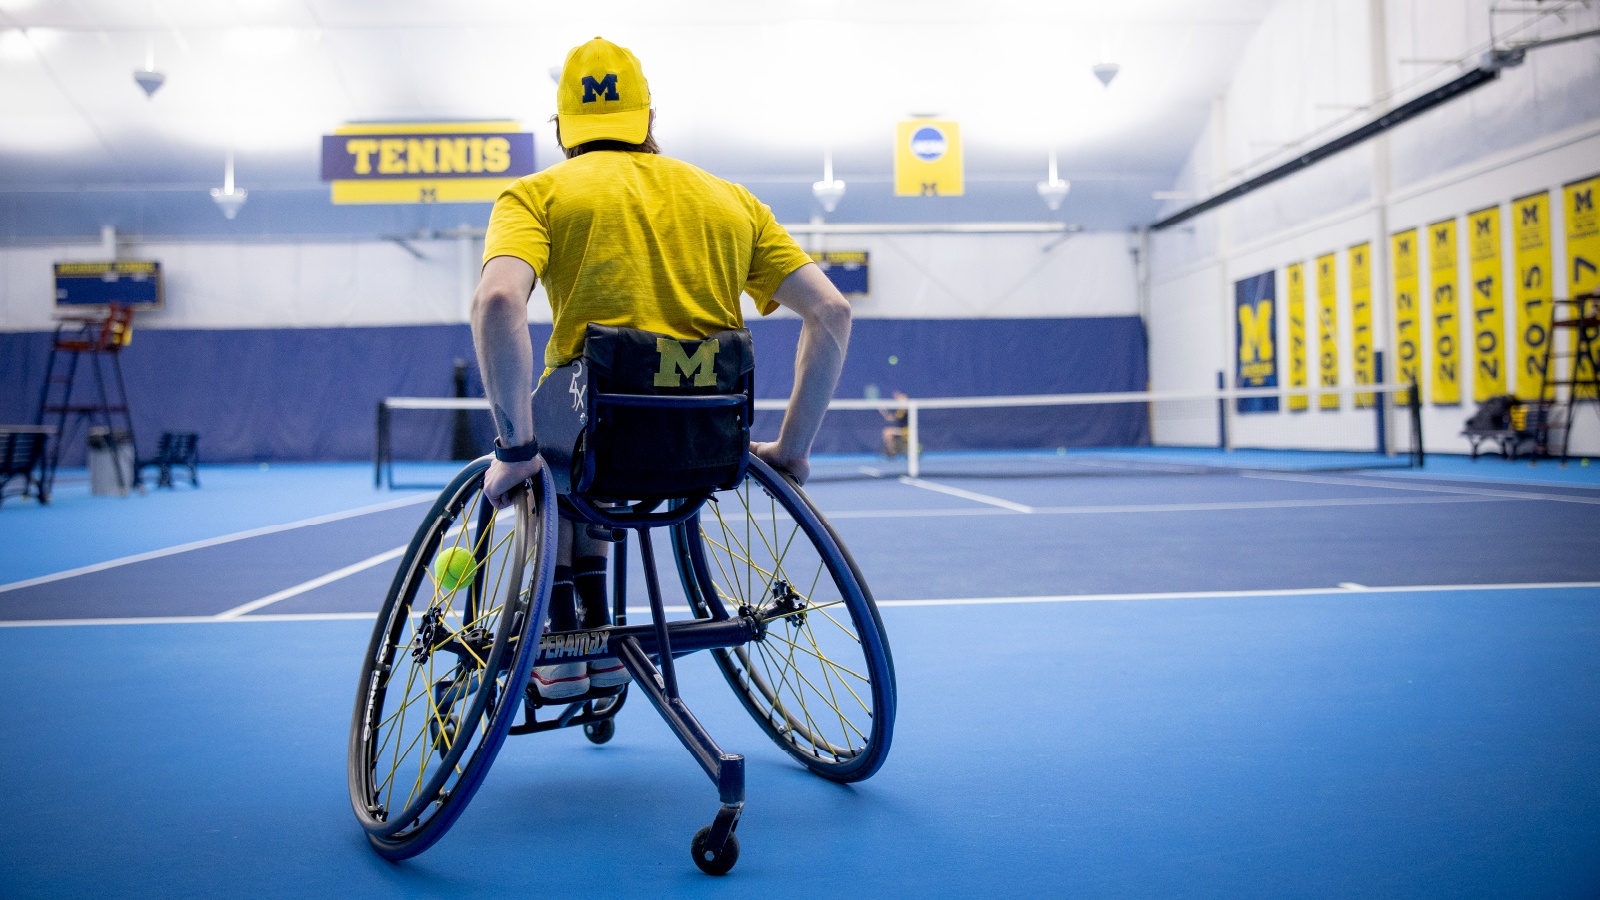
(434, 547, 477, 593)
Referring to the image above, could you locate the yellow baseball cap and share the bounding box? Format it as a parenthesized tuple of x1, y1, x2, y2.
(556, 37, 651, 146)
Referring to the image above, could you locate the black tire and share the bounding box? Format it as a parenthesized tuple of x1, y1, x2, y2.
(690, 826, 740, 876)
(583, 717, 616, 745)
(674, 457, 896, 783)
(348, 458, 558, 860)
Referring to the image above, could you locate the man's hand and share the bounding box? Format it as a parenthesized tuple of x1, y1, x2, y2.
(484, 456, 543, 509)
(751, 441, 809, 485)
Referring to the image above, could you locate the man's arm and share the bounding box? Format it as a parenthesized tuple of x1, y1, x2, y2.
(472, 255, 540, 507)
(752, 263, 852, 484)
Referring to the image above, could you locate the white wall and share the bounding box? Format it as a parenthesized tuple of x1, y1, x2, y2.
(0, 230, 1139, 332)
(1148, 0, 1600, 456)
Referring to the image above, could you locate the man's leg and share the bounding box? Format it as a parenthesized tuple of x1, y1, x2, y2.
(531, 519, 590, 699)
(572, 527, 630, 687)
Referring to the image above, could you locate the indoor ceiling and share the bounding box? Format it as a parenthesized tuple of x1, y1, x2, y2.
(0, 0, 1277, 237)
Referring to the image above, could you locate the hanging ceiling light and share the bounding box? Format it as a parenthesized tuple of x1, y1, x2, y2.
(210, 151, 248, 219)
(1036, 148, 1070, 211)
(812, 148, 846, 213)
(1092, 62, 1120, 88)
(134, 40, 164, 98)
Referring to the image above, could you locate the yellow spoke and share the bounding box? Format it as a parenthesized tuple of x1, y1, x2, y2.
(753, 639, 824, 759)
(760, 632, 871, 683)
(796, 616, 867, 744)
(768, 633, 867, 748)
(758, 639, 839, 759)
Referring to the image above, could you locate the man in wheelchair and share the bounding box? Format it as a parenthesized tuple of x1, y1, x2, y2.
(469, 37, 852, 701)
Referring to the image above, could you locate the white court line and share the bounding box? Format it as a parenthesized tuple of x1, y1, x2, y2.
(823, 493, 1498, 520)
(4, 580, 1597, 628)
(897, 476, 1035, 512)
(1244, 471, 1600, 505)
(213, 545, 407, 619)
(0, 492, 435, 595)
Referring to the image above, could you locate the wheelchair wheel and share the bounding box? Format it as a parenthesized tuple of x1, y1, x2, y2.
(674, 456, 896, 783)
(348, 458, 557, 860)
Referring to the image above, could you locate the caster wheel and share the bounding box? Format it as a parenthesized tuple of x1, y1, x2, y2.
(583, 718, 615, 745)
(690, 825, 739, 876)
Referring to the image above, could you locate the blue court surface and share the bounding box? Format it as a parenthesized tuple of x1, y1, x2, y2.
(3, 454, 1599, 898)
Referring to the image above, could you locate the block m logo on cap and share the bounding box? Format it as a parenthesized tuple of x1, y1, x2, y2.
(654, 338, 719, 387)
(582, 74, 620, 103)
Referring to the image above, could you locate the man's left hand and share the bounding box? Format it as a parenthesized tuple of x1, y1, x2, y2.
(484, 456, 543, 509)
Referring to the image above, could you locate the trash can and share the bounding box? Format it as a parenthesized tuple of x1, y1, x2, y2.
(88, 427, 135, 496)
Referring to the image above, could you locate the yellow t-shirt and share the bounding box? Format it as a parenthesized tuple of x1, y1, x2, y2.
(483, 152, 811, 369)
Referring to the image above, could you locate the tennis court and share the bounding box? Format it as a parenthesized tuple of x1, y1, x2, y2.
(6, 2, 1600, 897)
(3, 454, 1598, 897)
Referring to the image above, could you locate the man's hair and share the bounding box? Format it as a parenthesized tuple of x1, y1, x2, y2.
(552, 115, 660, 159)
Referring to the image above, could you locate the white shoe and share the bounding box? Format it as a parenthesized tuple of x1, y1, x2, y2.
(532, 662, 589, 699)
(589, 657, 630, 688)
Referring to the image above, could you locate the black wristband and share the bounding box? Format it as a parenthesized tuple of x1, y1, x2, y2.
(493, 438, 539, 463)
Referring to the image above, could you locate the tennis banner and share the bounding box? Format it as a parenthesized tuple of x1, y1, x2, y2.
(1350, 241, 1375, 408)
(1428, 218, 1461, 405)
(1287, 262, 1308, 411)
(320, 121, 535, 204)
(1564, 174, 1599, 398)
(1512, 191, 1553, 400)
(1467, 206, 1505, 401)
(812, 251, 870, 295)
(894, 120, 964, 196)
(1392, 229, 1421, 395)
(1234, 270, 1279, 413)
(1316, 252, 1340, 410)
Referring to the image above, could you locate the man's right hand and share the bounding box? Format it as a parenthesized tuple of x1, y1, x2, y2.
(751, 441, 809, 485)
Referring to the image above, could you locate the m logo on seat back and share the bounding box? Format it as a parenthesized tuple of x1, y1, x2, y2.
(581, 74, 620, 102)
(654, 338, 719, 387)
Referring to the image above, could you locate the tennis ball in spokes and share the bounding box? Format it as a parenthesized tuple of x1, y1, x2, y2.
(434, 547, 477, 592)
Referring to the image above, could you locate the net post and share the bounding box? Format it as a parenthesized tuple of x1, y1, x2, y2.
(374, 400, 387, 488)
(1215, 371, 1229, 451)
(1374, 350, 1388, 456)
(1408, 379, 1425, 467)
(907, 401, 920, 478)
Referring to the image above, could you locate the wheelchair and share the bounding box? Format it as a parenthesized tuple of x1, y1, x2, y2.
(348, 324, 897, 875)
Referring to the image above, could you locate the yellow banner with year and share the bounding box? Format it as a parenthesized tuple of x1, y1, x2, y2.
(1428, 218, 1461, 405)
(1392, 229, 1421, 393)
(1316, 252, 1340, 410)
(1350, 242, 1375, 407)
(1287, 262, 1308, 411)
(1564, 175, 1600, 398)
(1512, 192, 1553, 400)
(1467, 206, 1505, 401)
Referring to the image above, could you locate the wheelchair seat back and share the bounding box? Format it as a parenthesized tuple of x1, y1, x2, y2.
(534, 323, 754, 501)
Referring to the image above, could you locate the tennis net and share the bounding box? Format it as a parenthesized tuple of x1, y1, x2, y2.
(755, 382, 1423, 481)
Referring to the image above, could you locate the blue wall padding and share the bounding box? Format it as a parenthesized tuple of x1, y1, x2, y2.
(0, 316, 1146, 464)
(748, 316, 1149, 454)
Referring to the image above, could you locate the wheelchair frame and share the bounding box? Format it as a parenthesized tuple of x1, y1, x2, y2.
(350, 373, 896, 874)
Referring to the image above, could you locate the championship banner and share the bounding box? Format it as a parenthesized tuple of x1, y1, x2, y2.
(1349, 241, 1375, 408)
(1316, 252, 1341, 410)
(1564, 175, 1599, 398)
(321, 121, 535, 204)
(894, 120, 963, 196)
(1428, 218, 1461, 405)
(1467, 206, 1506, 401)
(1392, 230, 1421, 394)
(1287, 262, 1308, 411)
(1512, 191, 1553, 400)
(1234, 270, 1279, 413)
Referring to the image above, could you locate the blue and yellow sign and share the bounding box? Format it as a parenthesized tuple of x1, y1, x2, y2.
(812, 251, 869, 295)
(894, 120, 963, 196)
(320, 121, 535, 204)
(1235, 270, 1279, 413)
